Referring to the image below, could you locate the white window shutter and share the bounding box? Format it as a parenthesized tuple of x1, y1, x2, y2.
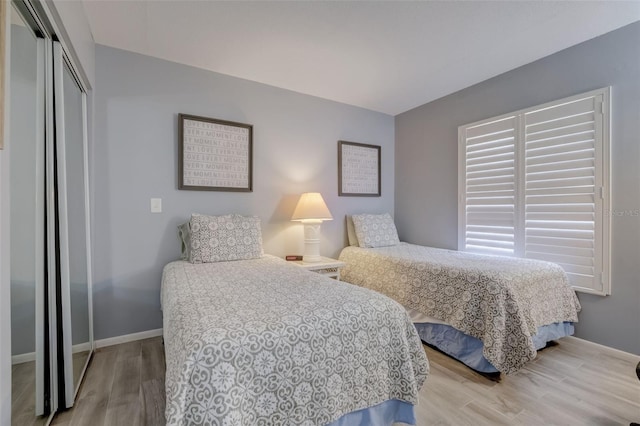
(524, 94, 606, 294)
(459, 88, 610, 295)
(460, 116, 517, 256)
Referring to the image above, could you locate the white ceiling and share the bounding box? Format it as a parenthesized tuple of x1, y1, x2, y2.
(82, 0, 640, 115)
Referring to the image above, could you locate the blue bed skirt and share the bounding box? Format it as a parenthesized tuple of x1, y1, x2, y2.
(414, 321, 575, 373)
(328, 399, 416, 426)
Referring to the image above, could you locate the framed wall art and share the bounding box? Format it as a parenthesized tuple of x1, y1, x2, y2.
(179, 113, 253, 191)
(338, 140, 381, 197)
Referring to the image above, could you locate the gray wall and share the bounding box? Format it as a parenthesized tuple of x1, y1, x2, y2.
(395, 22, 640, 354)
(92, 45, 394, 340)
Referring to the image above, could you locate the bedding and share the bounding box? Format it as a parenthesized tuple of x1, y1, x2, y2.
(188, 213, 263, 263)
(346, 215, 358, 247)
(351, 213, 400, 248)
(178, 221, 191, 260)
(161, 255, 429, 425)
(411, 319, 574, 373)
(339, 243, 581, 374)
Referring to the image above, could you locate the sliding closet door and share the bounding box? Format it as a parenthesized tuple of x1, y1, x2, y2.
(53, 41, 93, 407)
(9, 2, 93, 416)
(9, 3, 50, 422)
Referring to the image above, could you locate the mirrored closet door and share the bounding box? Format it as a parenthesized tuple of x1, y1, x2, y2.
(9, 3, 49, 424)
(9, 0, 94, 422)
(53, 41, 94, 406)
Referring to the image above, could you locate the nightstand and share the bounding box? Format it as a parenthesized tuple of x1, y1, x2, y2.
(290, 257, 346, 281)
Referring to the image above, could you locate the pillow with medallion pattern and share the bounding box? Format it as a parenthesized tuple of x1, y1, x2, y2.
(351, 213, 400, 248)
(189, 213, 263, 263)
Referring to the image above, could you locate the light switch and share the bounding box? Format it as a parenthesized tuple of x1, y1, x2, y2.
(150, 198, 162, 213)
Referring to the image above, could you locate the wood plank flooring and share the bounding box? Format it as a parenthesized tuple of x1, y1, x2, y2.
(51, 336, 640, 425)
(11, 350, 92, 426)
(51, 338, 165, 426)
(11, 361, 49, 426)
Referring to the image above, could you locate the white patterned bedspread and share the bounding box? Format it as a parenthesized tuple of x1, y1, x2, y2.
(161, 255, 429, 425)
(339, 243, 581, 374)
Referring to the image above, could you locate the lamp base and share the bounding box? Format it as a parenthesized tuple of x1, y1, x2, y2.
(302, 221, 322, 263)
(302, 254, 322, 263)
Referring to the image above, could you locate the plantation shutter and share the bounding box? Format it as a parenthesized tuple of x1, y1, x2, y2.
(458, 88, 610, 295)
(459, 116, 517, 256)
(523, 94, 605, 293)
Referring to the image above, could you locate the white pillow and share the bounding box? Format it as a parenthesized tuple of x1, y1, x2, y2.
(346, 215, 359, 247)
(351, 213, 400, 248)
(189, 214, 263, 263)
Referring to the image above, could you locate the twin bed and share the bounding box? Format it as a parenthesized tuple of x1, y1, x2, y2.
(162, 212, 581, 424)
(162, 214, 428, 425)
(339, 243, 580, 374)
(340, 213, 581, 375)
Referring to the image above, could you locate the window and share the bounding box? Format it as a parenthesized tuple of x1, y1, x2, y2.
(458, 88, 610, 295)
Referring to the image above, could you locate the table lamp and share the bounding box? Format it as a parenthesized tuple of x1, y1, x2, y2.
(291, 192, 333, 262)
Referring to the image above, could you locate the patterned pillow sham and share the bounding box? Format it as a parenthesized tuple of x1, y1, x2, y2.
(189, 214, 263, 263)
(351, 213, 400, 248)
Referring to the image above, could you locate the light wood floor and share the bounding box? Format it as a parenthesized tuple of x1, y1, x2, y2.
(11, 350, 92, 426)
(51, 336, 640, 426)
(11, 361, 49, 426)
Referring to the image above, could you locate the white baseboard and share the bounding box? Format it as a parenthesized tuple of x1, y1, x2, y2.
(12, 329, 163, 362)
(95, 328, 163, 349)
(73, 342, 92, 354)
(564, 336, 639, 360)
(13, 341, 98, 365)
(12, 352, 35, 365)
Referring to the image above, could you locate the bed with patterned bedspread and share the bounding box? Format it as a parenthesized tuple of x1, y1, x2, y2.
(339, 243, 581, 374)
(161, 255, 429, 425)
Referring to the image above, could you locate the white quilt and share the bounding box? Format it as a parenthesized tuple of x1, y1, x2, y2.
(339, 243, 581, 374)
(161, 256, 429, 425)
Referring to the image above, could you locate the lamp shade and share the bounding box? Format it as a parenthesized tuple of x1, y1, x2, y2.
(291, 192, 333, 221)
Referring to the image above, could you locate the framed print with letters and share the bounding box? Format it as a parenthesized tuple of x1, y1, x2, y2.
(338, 140, 381, 196)
(179, 113, 253, 191)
